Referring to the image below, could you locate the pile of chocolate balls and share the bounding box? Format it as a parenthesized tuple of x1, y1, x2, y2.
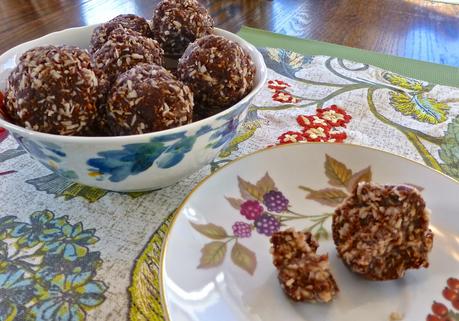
(4, 0, 256, 136)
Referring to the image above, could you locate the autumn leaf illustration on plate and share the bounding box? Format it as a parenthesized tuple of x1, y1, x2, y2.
(191, 155, 423, 275)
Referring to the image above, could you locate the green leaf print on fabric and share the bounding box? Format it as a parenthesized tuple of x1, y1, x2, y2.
(389, 92, 450, 124)
(383, 72, 425, 91)
(439, 115, 459, 180)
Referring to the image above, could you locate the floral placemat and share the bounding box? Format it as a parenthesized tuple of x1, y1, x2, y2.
(1, 48, 458, 321)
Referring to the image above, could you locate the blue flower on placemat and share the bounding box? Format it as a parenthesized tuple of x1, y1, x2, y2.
(31, 272, 106, 321)
(0, 266, 35, 321)
(87, 131, 203, 182)
(37, 252, 102, 282)
(42, 223, 98, 261)
(259, 47, 313, 78)
(0, 210, 107, 321)
(10, 210, 65, 248)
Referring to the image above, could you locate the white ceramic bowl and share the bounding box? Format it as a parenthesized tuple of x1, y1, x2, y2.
(0, 25, 267, 192)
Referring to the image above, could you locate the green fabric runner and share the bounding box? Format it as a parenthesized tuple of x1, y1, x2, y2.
(238, 26, 459, 88)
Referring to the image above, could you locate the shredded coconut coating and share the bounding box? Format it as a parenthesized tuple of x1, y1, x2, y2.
(6, 45, 99, 135)
(81, 103, 114, 136)
(90, 14, 152, 54)
(94, 28, 164, 97)
(152, 0, 214, 57)
(177, 34, 256, 117)
(270, 228, 339, 303)
(271, 228, 319, 269)
(107, 63, 193, 135)
(332, 182, 434, 281)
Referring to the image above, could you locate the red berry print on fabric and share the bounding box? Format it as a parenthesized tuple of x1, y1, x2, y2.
(297, 115, 328, 128)
(317, 105, 352, 127)
(303, 126, 330, 142)
(426, 277, 459, 321)
(277, 131, 306, 144)
(0, 127, 8, 144)
(266, 80, 352, 145)
(268, 80, 290, 92)
(272, 91, 299, 103)
(268, 79, 301, 104)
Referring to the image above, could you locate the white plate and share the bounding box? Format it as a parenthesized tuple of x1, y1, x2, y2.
(160, 143, 459, 321)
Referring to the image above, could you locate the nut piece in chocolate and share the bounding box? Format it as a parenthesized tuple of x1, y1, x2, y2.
(107, 63, 193, 135)
(177, 34, 256, 118)
(90, 14, 152, 54)
(332, 182, 434, 281)
(270, 228, 339, 303)
(6, 45, 99, 135)
(152, 0, 214, 57)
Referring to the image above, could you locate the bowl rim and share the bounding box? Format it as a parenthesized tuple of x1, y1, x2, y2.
(0, 26, 268, 143)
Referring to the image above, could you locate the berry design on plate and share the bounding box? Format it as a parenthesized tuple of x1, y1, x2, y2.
(190, 157, 422, 276)
(240, 200, 264, 220)
(254, 214, 280, 236)
(263, 190, 289, 213)
(190, 155, 406, 276)
(232, 222, 252, 238)
(426, 277, 459, 321)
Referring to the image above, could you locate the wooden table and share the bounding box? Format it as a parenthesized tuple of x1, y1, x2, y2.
(0, 0, 458, 67)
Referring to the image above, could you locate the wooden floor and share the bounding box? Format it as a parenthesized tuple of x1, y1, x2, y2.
(0, 0, 458, 67)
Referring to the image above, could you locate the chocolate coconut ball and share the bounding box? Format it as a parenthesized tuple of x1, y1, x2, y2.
(177, 34, 256, 118)
(332, 182, 433, 281)
(94, 28, 164, 96)
(152, 0, 214, 57)
(6, 45, 99, 135)
(81, 110, 114, 136)
(107, 63, 193, 135)
(90, 14, 152, 54)
(271, 229, 339, 303)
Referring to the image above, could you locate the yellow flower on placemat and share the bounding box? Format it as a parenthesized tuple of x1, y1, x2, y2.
(267, 48, 281, 63)
(263, 48, 313, 78)
(389, 92, 450, 124)
(288, 51, 308, 69)
(383, 72, 425, 91)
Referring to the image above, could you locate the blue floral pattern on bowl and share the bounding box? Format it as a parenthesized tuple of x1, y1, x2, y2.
(13, 134, 79, 179)
(86, 103, 247, 183)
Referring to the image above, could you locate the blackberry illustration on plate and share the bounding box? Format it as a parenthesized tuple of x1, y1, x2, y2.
(232, 221, 252, 238)
(263, 190, 289, 212)
(254, 214, 281, 236)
